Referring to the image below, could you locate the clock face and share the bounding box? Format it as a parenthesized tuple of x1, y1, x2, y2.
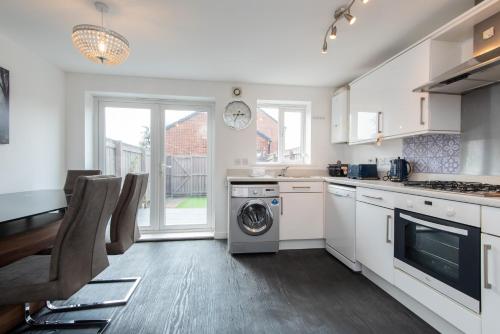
(223, 101, 251, 130)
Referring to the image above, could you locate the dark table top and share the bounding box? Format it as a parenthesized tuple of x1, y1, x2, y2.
(0, 189, 68, 224)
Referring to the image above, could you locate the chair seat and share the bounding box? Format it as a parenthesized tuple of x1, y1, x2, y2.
(0, 255, 59, 304)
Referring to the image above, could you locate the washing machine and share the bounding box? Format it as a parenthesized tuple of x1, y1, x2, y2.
(229, 183, 280, 254)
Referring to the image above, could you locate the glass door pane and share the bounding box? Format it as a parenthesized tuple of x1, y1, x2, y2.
(103, 106, 152, 229)
(163, 108, 208, 230)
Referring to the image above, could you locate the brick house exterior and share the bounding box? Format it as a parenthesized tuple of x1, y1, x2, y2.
(256, 109, 278, 161)
(165, 112, 208, 155)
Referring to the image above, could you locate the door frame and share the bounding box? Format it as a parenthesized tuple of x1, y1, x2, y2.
(96, 97, 215, 233)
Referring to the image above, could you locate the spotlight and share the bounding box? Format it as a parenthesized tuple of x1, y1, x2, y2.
(322, 41, 328, 54)
(329, 26, 337, 40)
(363, 0, 370, 3)
(344, 12, 356, 25)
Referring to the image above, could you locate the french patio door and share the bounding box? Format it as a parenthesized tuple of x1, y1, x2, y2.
(98, 98, 213, 233)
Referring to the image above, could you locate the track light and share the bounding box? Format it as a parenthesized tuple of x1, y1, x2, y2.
(321, 0, 370, 54)
(329, 25, 337, 40)
(344, 12, 356, 25)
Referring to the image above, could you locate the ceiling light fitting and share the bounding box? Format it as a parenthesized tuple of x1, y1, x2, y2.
(72, 1, 130, 65)
(321, 0, 370, 54)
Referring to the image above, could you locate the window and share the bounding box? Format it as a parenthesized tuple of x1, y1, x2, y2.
(256, 101, 310, 164)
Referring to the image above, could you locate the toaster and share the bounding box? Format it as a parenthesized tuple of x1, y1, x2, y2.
(347, 164, 379, 180)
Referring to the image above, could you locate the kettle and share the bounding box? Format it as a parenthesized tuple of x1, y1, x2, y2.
(386, 157, 412, 182)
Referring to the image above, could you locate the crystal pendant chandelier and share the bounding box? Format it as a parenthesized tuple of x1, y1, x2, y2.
(72, 2, 130, 65)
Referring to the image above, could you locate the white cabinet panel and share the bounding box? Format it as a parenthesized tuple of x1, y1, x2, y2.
(331, 87, 349, 143)
(355, 201, 394, 283)
(280, 192, 324, 240)
(482, 233, 500, 334)
(349, 40, 461, 144)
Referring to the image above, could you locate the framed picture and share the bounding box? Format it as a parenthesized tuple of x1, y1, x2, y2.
(0, 66, 9, 144)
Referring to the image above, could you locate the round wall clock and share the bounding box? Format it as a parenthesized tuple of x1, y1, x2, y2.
(223, 100, 251, 130)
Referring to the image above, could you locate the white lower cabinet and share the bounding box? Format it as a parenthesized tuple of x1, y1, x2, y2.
(355, 201, 394, 283)
(482, 233, 500, 334)
(279, 192, 324, 240)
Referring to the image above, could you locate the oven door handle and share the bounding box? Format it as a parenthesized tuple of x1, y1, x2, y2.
(484, 244, 492, 289)
(399, 213, 469, 236)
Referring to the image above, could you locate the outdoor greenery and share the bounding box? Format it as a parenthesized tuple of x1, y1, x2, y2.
(176, 197, 207, 209)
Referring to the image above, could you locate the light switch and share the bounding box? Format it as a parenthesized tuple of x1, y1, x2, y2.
(483, 26, 495, 40)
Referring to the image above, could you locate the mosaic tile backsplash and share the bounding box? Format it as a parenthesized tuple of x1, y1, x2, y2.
(402, 134, 461, 174)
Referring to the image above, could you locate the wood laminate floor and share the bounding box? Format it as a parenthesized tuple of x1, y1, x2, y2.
(16, 240, 437, 334)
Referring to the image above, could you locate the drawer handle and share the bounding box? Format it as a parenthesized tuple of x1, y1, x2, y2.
(362, 194, 383, 200)
(386, 215, 392, 244)
(484, 244, 492, 289)
(280, 197, 283, 216)
(292, 186, 312, 189)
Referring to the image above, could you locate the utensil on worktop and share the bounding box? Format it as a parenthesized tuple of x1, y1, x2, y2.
(328, 161, 348, 177)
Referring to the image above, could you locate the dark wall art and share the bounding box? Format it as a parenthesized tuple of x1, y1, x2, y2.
(0, 66, 9, 144)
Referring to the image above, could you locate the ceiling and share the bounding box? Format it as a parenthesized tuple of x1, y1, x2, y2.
(0, 0, 474, 87)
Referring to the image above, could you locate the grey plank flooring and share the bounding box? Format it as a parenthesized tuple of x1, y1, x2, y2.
(18, 240, 437, 334)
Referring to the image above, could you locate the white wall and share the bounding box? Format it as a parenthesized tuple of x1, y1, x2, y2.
(0, 34, 66, 194)
(65, 72, 339, 237)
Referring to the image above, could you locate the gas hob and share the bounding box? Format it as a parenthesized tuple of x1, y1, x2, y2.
(403, 181, 500, 197)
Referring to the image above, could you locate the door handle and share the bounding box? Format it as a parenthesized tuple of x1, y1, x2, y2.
(377, 111, 383, 134)
(386, 215, 392, 243)
(420, 97, 426, 125)
(484, 244, 492, 289)
(362, 194, 383, 200)
(280, 197, 283, 215)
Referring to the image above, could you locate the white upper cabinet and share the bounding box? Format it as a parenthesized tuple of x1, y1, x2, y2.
(349, 39, 461, 144)
(331, 87, 349, 143)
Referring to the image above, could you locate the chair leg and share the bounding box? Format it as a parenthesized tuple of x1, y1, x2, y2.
(46, 277, 141, 312)
(24, 303, 110, 333)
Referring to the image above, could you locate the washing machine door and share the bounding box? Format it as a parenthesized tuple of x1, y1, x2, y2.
(237, 199, 274, 236)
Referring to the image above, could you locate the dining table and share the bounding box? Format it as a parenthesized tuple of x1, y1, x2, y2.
(0, 189, 68, 333)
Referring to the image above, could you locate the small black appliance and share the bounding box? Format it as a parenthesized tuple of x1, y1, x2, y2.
(328, 161, 348, 177)
(347, 164, 379, 180)
(386, 157, 411, 182)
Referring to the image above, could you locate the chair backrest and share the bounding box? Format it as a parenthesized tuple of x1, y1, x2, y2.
(63, 170, 102, 195)
(49, 175, 121, 295)
(107, 173, 149, 254)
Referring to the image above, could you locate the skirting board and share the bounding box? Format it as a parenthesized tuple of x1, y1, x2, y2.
(214, 232, 227, 240)
(362, 266, 462, 334)
(279, 239, 325, 250)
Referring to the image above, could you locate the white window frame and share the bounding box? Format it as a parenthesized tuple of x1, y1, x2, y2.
(256, 100, 311, 165)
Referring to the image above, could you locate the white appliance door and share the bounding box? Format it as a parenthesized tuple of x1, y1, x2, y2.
(326, 186, 356, 262)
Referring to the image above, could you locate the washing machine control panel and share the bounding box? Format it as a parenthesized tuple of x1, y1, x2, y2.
(231, 184, 279, 198)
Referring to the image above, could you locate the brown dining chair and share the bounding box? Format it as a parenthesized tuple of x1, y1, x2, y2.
(63, 169, 101, 197)
(45, 173, 148, 313)
(107, 173, 149, 255)
(0, 175, 121, 333)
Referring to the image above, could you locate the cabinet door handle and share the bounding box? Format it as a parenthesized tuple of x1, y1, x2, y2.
(386, 215, 392, 243)
(377, 111, 383, 134)
(420, 97, 426, 125)
(280, 197, 283, 215)
(484, 244, 492, 289)
(362, 194, 383, 200)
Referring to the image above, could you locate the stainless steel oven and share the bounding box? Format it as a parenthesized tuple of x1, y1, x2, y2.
(394, 209, 481, 313)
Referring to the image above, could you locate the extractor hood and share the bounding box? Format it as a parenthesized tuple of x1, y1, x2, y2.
(414, 11, 500, 95)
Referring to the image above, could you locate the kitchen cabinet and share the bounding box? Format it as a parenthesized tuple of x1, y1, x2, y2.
(482, 232, 500, 334)
(349, 40, 461, 144)
(279, 182, 323, 240)
(331, 87, 349, 143)
(355, 201, 394, 283)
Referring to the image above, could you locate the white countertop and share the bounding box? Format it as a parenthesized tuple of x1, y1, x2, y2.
(324, 177, 500, 208)
(226, 175, 500, 208)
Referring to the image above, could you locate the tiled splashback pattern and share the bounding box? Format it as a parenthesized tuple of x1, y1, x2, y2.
(402, 134, 461, 174)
